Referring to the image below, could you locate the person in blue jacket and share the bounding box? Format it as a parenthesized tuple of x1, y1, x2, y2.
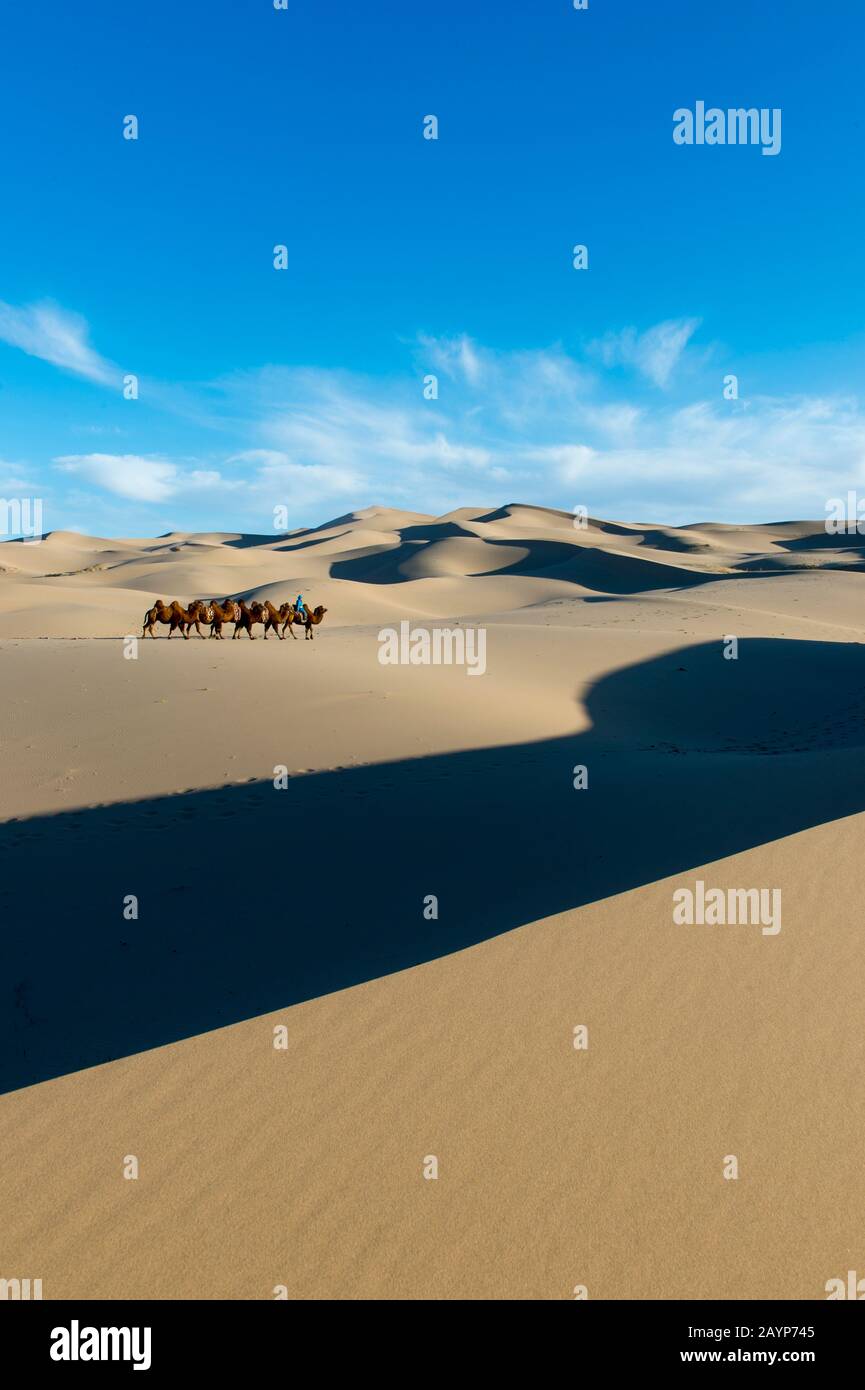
(295, 593, 307, 620)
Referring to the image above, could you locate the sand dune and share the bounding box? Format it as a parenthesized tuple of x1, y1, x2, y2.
(2, 504, 862, 640)
(1, 505, 863, 1299)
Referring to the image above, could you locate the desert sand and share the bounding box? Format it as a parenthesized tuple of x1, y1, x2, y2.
(1, 504, 864, 1299)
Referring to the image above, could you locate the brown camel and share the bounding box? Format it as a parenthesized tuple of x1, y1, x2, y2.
(234, 599, 269, 639)
(209, 598, 241, 639)
(281, 604, 328, 640)
(142, 599, 198, 638)
(167, 601, 203, 639)
(182, 600, 213, 638)
(142, 599, 176, 638)
(263, 601, 292, 640)
(232, 599, 251, 639)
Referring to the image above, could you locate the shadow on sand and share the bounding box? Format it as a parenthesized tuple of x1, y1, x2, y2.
(2, 638, 865, 1093)
(329, 532, 718, 592)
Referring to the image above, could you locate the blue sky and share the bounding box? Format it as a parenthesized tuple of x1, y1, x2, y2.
(1, 0, 864, 535)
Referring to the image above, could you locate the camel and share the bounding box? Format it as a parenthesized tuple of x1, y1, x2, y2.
(142, 599, 200, 638)
(281, 604, 328, 640)
(263, 601, 292, 639)
(234, 599, 268, 639)
(167, 601, 205, 639)
(231, 599, 250, 639)
(237, 599, 295, 640)
(183, 600, 213, 638)
(141, 596, 327, 641)
(142, 599, 176, 638)
(209, 598, 241, 639)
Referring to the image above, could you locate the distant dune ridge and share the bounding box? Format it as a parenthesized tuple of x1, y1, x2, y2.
(1, 502, 864, 638)
(1, 503, 864, 1299)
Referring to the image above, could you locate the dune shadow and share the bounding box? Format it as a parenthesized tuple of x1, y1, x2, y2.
(328, 526, 477, 584)
(330, 533, 717, 593)
(727, 529, 865, 574)
(593, 522, 715, 555)
(465, 537, 717, 592)
(269, 530, 353, 555)
(736, 555, 865, 575)
(778, 531, 865, 552)
(2, 638, 865, 1094)
(219, 534, 286, 550)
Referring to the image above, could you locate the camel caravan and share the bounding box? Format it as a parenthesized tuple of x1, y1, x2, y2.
(142, 597, 328, 641)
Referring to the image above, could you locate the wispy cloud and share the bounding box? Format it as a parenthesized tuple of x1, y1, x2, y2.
(0, 457, 36, 494)
(0, 300, 118, 386)
(416, 332, 483, 385)
(589, 317, 702, 389)
(13, 313, 865, 527)
(545, 394, 865, 519)
(223, 364, 503, 498)
(208, 332, 865, 522)
(228, 448, 365, 498)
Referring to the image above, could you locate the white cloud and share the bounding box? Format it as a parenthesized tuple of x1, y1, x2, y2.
(188, 469, 226, 487)
(417, 333, 483, 385)
(225, 366, 501, 498)
(0, 457, 37, 493)
(255, 457, 368, 496)
(590, 318, 702, 389)
(533, 444, 598, 479)
(212, 344, 865, 523)
(55, 454, 182, 501)
(52, 453, 232, 503)
(0, 301, 118, 386)
(27, 318, 865, 527)
(541, 394, 865, 519)
(230, 448, 364, 497)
